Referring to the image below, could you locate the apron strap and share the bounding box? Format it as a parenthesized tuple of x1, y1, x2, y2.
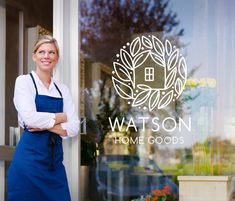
(54, 83, 63, 98)
(30, 72, 63, 98)
(29, 73, 39, 95)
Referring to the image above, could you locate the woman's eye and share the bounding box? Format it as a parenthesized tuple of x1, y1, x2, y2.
(37, 50, 56, 55)
(38, 50, 45, 54)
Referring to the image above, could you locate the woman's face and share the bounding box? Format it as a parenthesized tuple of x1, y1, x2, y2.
(33, 43, 59, 73)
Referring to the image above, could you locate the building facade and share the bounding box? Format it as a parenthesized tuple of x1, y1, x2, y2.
(1, 0, 235, 201)
(0, 0, 79, 200)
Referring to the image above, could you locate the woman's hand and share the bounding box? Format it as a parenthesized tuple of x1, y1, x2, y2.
(28, 127, 45, 132)
(48, 124, 67, 137)
(54, 113, 67, 125)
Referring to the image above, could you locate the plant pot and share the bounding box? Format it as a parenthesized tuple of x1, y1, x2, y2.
(178, 176, 232, 201)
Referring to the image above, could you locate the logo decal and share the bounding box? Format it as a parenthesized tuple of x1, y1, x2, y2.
(112, 35, 187, 110)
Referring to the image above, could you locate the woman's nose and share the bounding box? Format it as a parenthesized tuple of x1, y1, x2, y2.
(43, 52, 50, 58)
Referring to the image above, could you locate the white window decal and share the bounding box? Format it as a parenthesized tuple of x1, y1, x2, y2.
(112, 35, 187, 110)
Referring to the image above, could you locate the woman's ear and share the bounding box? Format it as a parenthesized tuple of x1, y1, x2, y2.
(32, 53, 36, 61)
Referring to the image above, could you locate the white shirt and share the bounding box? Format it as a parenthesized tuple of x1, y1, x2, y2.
(13, 71, 79, 138)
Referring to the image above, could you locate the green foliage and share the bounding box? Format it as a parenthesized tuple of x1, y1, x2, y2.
(81, 118, 101, 166)
(81, 138, 96, 166)
(96, 96, 126, 144)
(160, 137, 235, 176)
(136, 186, 178, 201)
(108, 161, 129, 170)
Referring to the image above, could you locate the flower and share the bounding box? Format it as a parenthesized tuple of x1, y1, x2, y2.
(145, 186, 177, 201)
(152, 189, 162, 196)
(162, 186, 171, 195)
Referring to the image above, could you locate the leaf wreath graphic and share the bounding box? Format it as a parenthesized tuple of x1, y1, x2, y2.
(132, 90, 151, 107)
(149, 90, 160, 111)
(167, 49, 179, 71)
(130, 37, 141, 57)
(112, 36, 187, 110)
(158, 91, 174, 109)
(113, 62, 133, 85)
(134, 50, 149, 68)
(112, 77, 133, 99)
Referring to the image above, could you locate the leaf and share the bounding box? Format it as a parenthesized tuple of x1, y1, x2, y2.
(112, 77, 133, 99)
(167, 49, 179, 71)
(132, 90, 151, 107)
(120, 49, 133, 70)
(113, 62, 132, 82)
(137, 84, 151, 91)
(158, 91, 173, 109)
(150, 52, 165, 67)
(166, 68, 177, 88)
(165, 40, 172, 56)
(149, 90, 160, 111)
(130, 37, 141, 57)
(178, 57, 187, 79)
(152, 36, 164, 56)
(133, 50, 149, 68)
(175, 78, 183, 95)
(142, 36, 152, 49)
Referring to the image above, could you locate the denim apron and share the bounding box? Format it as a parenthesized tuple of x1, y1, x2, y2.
(8, 73, 71, 201)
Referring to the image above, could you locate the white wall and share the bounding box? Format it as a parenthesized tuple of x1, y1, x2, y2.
(53, 0, 80, 201)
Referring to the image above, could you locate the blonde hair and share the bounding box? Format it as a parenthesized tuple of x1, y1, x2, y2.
(33, 35, 60, 57)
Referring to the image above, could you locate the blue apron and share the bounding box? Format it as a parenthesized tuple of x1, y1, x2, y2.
(8, 73, 71, 201)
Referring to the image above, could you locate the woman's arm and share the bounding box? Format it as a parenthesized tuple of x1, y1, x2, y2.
(28, 113, 67, 132)
(59, 84, 79, 138)
(48, 124, 67, 137)
(14, 75, 65, 129)
(55, 113, 67, 125)
(29, 124, 67, 137)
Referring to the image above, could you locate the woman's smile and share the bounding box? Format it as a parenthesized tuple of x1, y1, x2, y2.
(33, 43, 58, 72)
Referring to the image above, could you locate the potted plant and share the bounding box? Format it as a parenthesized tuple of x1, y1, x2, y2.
(132, 186, 178, 201)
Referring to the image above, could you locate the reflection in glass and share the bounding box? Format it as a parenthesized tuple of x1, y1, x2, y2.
(80, 0, 235, 200)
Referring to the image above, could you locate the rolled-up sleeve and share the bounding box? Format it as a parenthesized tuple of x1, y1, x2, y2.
(14, 76, 56, 129)
(60, 85, 79, 138)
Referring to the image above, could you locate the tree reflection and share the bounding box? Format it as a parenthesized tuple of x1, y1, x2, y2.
(80, 0, 184, 65)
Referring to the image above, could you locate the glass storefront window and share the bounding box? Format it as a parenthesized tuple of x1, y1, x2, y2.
(80, 0, 235, 200)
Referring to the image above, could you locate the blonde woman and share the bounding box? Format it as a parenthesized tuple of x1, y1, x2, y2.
(8, 35, 79, 201)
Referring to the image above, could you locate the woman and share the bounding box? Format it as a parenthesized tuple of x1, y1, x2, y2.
(8, 35, 79, 201)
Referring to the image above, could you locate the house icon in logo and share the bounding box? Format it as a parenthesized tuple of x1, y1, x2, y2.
(135, 53, 165, 90)
(112, 35, 187, 111)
